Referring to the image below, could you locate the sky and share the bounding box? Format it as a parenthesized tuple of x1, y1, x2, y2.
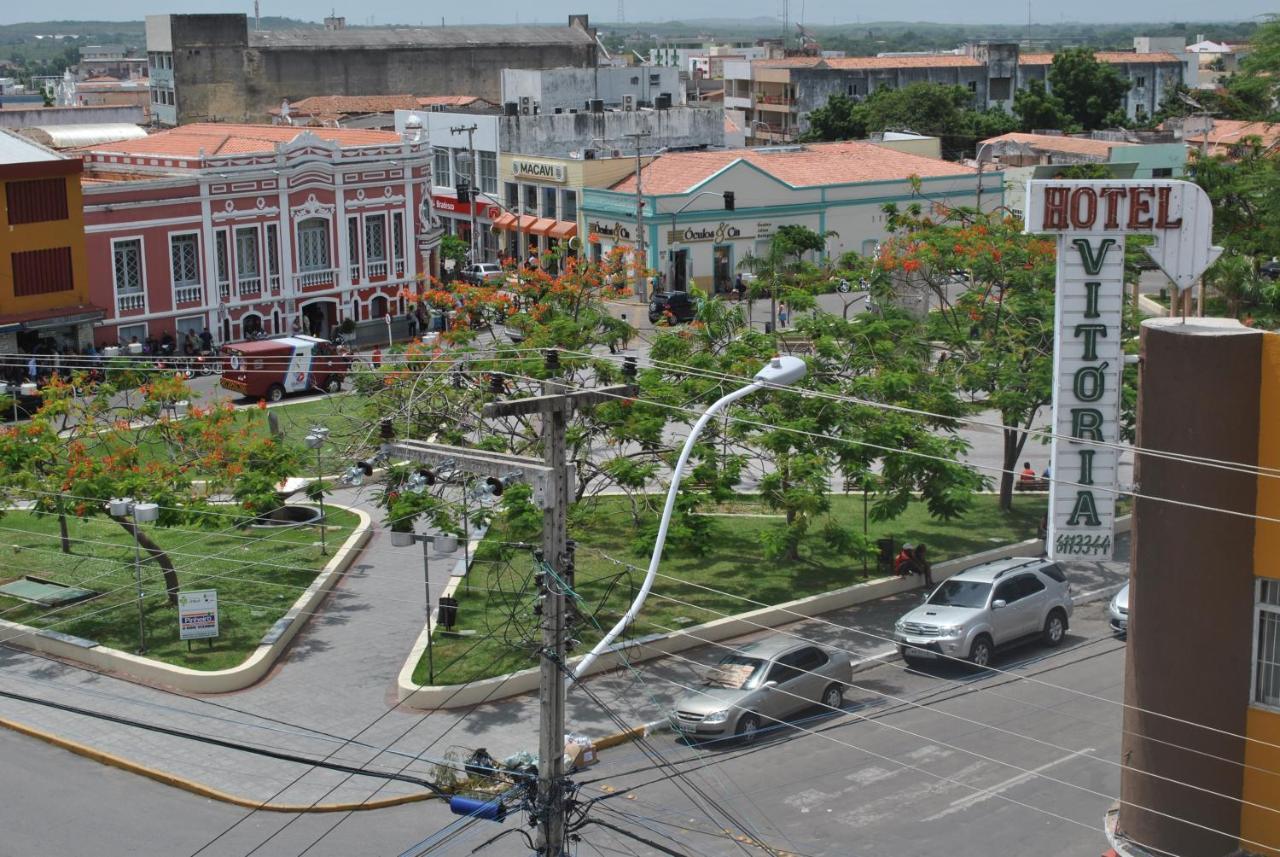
(3, 0, 1275, 27)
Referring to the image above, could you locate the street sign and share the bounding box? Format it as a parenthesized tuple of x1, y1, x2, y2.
(1026, 179, 1220, 562)
(178, 589, 219, 640)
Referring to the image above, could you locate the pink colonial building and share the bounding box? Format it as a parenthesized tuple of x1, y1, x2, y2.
(79, 123, 434, 345)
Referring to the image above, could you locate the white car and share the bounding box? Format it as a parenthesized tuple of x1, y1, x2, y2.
(1109, 583, 1130, 636)
(461, 263, 504, 285)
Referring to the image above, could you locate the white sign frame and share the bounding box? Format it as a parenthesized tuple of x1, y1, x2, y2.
(178, 589, 219, 641)
(1027, 179, 1220, 561)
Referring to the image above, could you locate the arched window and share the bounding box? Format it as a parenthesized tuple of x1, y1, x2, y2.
(370, 295, 389, 319)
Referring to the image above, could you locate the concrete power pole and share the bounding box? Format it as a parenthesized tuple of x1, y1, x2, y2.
(482, 352, 636, 854)
(451, 124, 481, 265)
(624, 132, 650, 303)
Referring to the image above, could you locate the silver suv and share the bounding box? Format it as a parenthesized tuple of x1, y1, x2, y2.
(894, 556, 1073, 667)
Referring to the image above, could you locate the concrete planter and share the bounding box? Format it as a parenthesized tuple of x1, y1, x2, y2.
(435, 535, 458, 553)
(389, 530, 416, 547)
(396, 516, 1133, 709)
(0, 504, 372, 693)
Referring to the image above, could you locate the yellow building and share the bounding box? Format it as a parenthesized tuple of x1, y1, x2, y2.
(492, 151, 653, 267)
(0, 129, 101, 356)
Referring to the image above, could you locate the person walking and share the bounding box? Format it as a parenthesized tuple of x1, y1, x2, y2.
(778, 302, 789, 328)
(371, 346, 382, 369)
(913, 543, 934, 588)
(407, 311, 419, 341)
(735, 274, 746, 302)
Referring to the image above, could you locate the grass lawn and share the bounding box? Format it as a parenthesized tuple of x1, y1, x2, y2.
(414, 493, 1048, 685)
(0, 507, 361, 670)
(123, 393, 378, 478)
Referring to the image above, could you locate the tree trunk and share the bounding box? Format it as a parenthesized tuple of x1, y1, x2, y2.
(113, 516, 180, 607)
(58, 511, 71, 554)
(999, 426, 1030, 512)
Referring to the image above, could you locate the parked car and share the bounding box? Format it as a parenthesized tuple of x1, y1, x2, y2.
(649, 290, 697, 324)
(460, 263, 505, 285)
(1261, 259, 1280, 281)
(668, 637, 851, 745)
(894, 556, 1073, 668)
(220, 335, 350, 402)
(1109, 583, 1130, 636)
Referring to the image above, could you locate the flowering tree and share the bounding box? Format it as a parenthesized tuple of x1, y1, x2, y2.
(876, 205, 1058, 510)
(0, 373, 302, 606)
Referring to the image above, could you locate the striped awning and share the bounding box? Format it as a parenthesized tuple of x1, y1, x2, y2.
(548, 220, 578, 240)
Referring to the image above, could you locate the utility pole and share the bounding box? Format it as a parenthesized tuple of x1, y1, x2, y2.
(450, 124, 481, 265)
(624, 131, 650, 303)
(482, 352, 636, 855)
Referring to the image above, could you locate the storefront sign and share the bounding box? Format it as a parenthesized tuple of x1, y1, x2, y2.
(588, 221, 632, 242)
(178, 589, 219, 640)
(1026, 180, 1221, 561)
(667, 222, 751, 244)
(511, 159, 567, 183)
(757, 221, 774, 240)
(433, 194, 476, 215)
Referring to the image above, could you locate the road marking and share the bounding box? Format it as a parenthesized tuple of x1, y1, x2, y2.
(850, 649, 897, 669)
(921, 747, 1096, 821)
(836, 762, 985, 829)
(844, 765, 898, 786)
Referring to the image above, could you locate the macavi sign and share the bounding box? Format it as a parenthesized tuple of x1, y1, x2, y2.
(1025, 180, 1220, 560)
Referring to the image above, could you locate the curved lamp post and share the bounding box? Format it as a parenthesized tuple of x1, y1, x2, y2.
(109, 498, 160, 654)
(572, 355, 807, 680)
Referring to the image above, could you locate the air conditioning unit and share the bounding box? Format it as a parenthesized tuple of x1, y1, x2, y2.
(611, 149, 622, 158)
(623, 94, 635, 111)
(519, 96, 532, 115)
(583, 148, 597, 160)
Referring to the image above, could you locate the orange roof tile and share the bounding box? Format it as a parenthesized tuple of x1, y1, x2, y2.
(754, 54, 980, 70)
(415, 95, 495, 108)
(1019, 51, 1182, 65)
(1179, 119, 1280, 153)
(272, 94, 419, 115)
(611, 140, 975, 195)
(980, 132, 1133, 158)
(81, 123, 400, 158)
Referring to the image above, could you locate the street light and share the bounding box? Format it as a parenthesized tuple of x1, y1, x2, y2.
(390, 529, 439, 684)
(304, 426, 330, 555)
(572, 355, 807, 679)
(109, 498, 159, 654)
(973, 141, 997, 214)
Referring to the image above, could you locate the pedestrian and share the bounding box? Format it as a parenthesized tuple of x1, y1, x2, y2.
(894, 544, 916, 577)
(200, 327, 213, 351)
(778, 302, 789, 328)
(371, 346, 382, 369)
(291, 317, 302, 335)
(914, 543, 934, 588)
(735, 274, 746, 301)
(1019, 461, 1037, 485)
(407, 311, 419, 340)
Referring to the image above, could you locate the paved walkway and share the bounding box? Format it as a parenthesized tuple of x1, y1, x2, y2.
(0, 454, 1132, 810)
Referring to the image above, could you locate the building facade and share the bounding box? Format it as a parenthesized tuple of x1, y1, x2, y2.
(500, 66, 685, 113)
(0, 131, 101, 355)
(145, 13, 598, 127)
(725, 44, 1184, 145)
(1111, 319, 1280, 857)
(79, 124, 432, 345)
(583, 141, 988, 294)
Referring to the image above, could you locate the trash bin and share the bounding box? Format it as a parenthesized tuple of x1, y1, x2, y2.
(438, 596, 459, 629)
(876, 538, 896, 575)
(764, 322, 774, 334)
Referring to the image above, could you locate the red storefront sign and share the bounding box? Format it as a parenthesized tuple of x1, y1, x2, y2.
(433, 195, 476, 215)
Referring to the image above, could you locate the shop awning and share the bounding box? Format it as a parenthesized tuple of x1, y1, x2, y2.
(528, 218, 557, 236)
(491, 213, 541, 233)
(547, 220, 578, 240)
(491, 211, 518, 230)
(0, 303, 106, 335)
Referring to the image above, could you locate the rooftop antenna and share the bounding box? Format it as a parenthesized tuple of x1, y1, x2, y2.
(254, 0, 260, 31)
(1026, 0, 1032, 49)
(617, 0, 624, 25)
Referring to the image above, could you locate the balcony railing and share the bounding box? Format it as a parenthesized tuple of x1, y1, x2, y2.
(173, 284, 202, 304)
(116, 291, 144, 312)
(237, 276, 262, 298)
(349, 262, 360, 282)
(296, 268, 338, 290)
(268, 274, 282, 295)
(393, 258, 406, 278)
(218, 279, 231, 301)
(367, 260, 388, 279)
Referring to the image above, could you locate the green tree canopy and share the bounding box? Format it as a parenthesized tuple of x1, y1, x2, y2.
(1046, 48, 1129, 130)
(803, 82, 1017, 158)
(1013, 79, 1075, 132)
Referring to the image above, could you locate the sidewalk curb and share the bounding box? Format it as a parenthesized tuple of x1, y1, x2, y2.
(0, 714, 436, 813)
(0, 504, 372, 694)
(580, 517, 1131, 753)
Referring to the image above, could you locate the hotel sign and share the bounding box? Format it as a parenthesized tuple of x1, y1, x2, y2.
(511, 159, 567, 183)
(1026, 180, 1221, 561)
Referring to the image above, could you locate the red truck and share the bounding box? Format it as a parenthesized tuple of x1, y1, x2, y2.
(220, 336, 351, 402)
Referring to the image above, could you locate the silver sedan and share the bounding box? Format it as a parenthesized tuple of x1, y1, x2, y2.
(668, 637, 851, 745)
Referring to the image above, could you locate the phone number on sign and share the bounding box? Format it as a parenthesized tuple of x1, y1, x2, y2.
(1054, 533, 1112, 556)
